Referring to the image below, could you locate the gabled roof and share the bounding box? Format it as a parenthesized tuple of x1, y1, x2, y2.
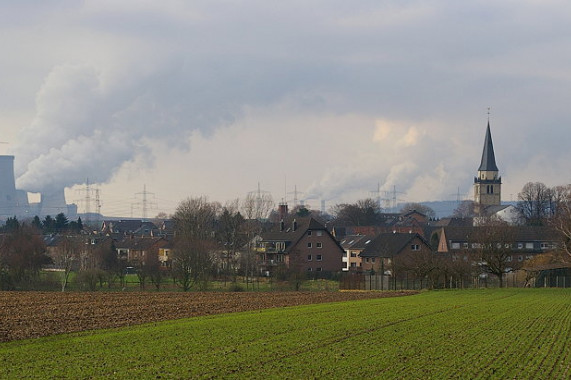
(101, 220, 158, 236)
(478, 122, 499, 172)
(260, 217, 339, 254)
(339, 234, 375, 250)
(360, 233, 428, 258)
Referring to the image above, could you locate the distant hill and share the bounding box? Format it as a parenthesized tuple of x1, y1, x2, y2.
(402, 201, 517, 219)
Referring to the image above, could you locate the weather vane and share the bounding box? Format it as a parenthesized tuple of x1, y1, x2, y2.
(487, 107, 491, 122)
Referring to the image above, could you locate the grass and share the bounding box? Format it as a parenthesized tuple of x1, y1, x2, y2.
(1, 288, 570, 379)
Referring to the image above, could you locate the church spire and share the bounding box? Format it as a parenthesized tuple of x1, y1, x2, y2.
(478, 122, 498, 172)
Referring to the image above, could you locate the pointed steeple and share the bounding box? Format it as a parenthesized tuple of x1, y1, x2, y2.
(478, 122, 498, 172)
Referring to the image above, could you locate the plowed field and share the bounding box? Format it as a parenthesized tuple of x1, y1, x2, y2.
(0, 291, 414, 342)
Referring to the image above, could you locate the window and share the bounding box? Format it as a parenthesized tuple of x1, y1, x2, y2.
(540, 242, 550, 250)
(307, 255, 312, 261)
(517, 243, 523, 249)
(316, 242, 323, 249)
(372, 258, 376, 263)
(307, 267, 312, 271)
(411, 244, 420, 251)
(518, 256, 524, 262)
(366, 258, 370, 263)
(316, 231, 323, 236)
(526, 243, 534, 250)
(350, 263, 357, 268)
(350, 252, 357, 257)
(451, 242, 460, 249)
(316, 255, 323, 261)
(307, 242, 312, 248)
(342, 252, 347, 258)
(462, 243, 469, 249)
(307, 231, 312, 236)
(316, 267, 322, 272)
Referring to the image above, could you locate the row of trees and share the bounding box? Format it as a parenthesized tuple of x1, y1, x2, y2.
(170, 194, 277, 291)
(0, 214, 84, 234)
(515, 182, 571, 226)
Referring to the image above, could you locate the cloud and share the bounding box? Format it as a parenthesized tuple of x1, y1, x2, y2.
(2, 1, 571, 215)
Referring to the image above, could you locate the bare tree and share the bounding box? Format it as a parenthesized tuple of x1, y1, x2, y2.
(452, 200, 477, 218)
(242, 192, 274, 221)
(0, 224, 49, 289)
(172, 196, 218, 291)
(52, 235, 82, 291)
(136, 246, 163, 290)
(219, 200, 246, 285)
(470, 222, 519, 288)
(516, 182, 552, 225)
(331, 198, 381, 226)
(241, 192, 273, 288)
(550, 184, 571, 258)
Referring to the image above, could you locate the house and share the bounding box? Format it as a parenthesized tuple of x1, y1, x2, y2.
(436, 225, 562, 263)
(114, 236, 168, 265)
(359, 232, 433, 274)
(474, 204, 519, 225)
(339, 234, 375, 271)
(158, 240, 174, 268)
(256, 217, 344, 276)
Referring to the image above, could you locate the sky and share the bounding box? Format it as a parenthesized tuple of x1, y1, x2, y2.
(1, 0, 571, 217)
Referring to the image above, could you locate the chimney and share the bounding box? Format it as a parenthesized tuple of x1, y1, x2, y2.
(278, 202, 288, 221)
(293, 219, 297, 231)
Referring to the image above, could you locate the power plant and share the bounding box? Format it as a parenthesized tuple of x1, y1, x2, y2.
(0, 155, 77, 220)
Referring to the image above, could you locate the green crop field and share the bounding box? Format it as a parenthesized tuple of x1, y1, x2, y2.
(1, 288, 570, 379)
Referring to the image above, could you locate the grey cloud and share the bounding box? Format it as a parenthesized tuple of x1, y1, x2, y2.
(6, 1, 571, 202)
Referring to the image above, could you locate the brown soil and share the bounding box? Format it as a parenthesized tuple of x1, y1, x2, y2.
(0, 291, 416, 342)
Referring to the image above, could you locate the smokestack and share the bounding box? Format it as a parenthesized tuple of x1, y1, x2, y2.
(0, 155, 19, 217)
(40, 189, 68, 216)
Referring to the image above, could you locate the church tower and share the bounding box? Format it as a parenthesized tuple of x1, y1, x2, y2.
(474, 122, 501, 214)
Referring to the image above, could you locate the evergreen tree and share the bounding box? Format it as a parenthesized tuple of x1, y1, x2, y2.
(43, 215, 55, 233)
(55, 213, 69, 232)
(31, 216, 42, 231)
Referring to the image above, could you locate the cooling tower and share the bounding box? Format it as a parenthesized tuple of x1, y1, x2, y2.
(40, 189, 68, 216)
(0, 155, 19, 217)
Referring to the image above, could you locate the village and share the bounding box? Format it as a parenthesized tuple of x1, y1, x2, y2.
(1, 123, 570, 292)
